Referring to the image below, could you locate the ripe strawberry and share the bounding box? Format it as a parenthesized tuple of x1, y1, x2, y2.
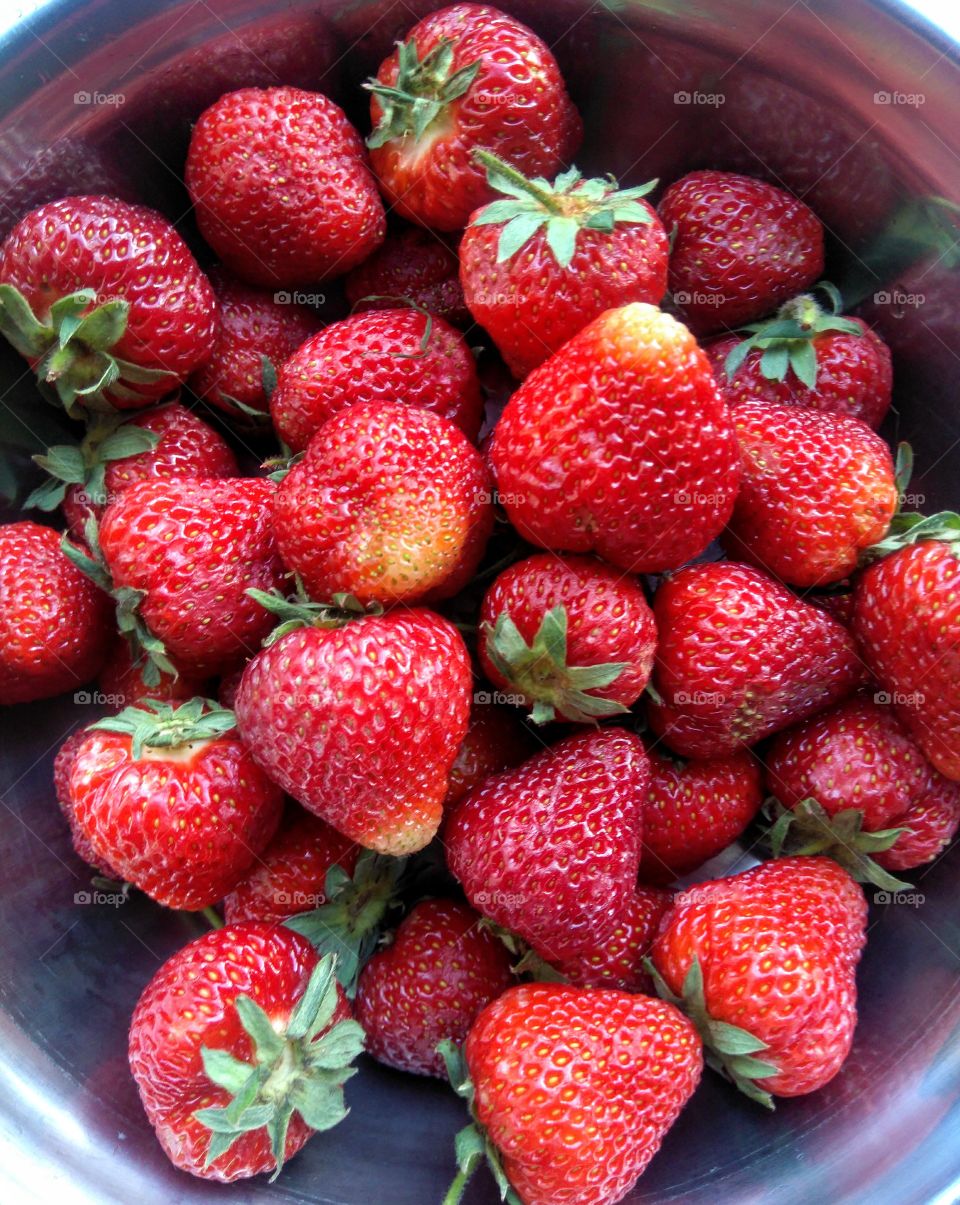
(460, 154, 668, 377)
(274, 402, 492, 606)
(659, 170, 824, 335)
(234, 600, 471, 855)
(441, 983, 702, 1205)
(650, 856, 867, 1102)
(639, 747, 763, 884)
(129, 928, 362, 1181)
(444, 700, 534, 807)
(490, 302, 741, 573)
(269, 308, 483, 453)
(97, 633, 208, 712)
(344, 226, 470, 327)
(875, 770, 960, 872)
(365, 4, 581, 232)
(54, 727, 119, 876)
(648, 561, 864, 758)
(722, 400, 897, 586)
(479, 553, 656, 723)
(185, 86, 385, 287)
(355, 898, 514, 1077)
(0, 195, 216, 411)
(554, 886, 673, 992)
(0, 521, 110, 704)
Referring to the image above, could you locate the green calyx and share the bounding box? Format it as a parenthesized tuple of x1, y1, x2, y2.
(195, 953, 365, 1180)
(365, 36, 481, 149)
(0, 284, 174, 415)
(90, 697, 236, 759)
(645, 956, 779, 1109)
(247, 588, 385, 648)
(859, 441, 960, 564)
(471, 150, 657, 269)
(481, 604, 630, 725)
(764, 797, 912, 892)
(723, 281, 863, 389)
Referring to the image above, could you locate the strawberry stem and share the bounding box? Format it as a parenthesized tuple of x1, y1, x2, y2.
(474, 149, 564, 213)
(202, 906, 224, 930)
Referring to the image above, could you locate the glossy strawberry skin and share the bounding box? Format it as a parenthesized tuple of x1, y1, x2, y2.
(648, 561, 864, 758)
(555, 886, 673, 992)
(854, 541, 960, 781)
(97, 634, 208, 713)
(659, 171, 824, 335)
(875, 770, 960, 872)
(129, 923, 350, 1182)
(444, 701, 534, 807)
(368, 4, 581, 232)
(490, 303, 741, 573)
(234, 610, 471, 855)
(344, 227, 470, 327)
(355, 898, 513, 1078)
(54, 728, 118, 876)
(0, 521, 111, 704)
(466, 983, 702, 1205)
(651, 857, 867, 1097)
(722, 400, 897, 587)
(186, 87, 385, 287)
(269, 308, 483, 452)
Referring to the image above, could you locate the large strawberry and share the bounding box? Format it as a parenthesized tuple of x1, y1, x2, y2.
(445, 699, 534, 806)
(186, 86, 385, 286)
(344, 226, 470, 326)
(649, 857, 867, 1102)
(129, 928, 362, 1181)
(460, 153, 667, 377)
(0, 195, 216, 412)
(365, 4, 581, 231)
(490, 302, 741, 573)
(648, 561, 864, 758)
(659, 170, 824, 335)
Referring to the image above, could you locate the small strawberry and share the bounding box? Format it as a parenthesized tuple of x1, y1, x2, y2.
(269, 308, 483, 453)
(445, 700, 534, 807)
(54, 728, 119, 876)
(648, 561, 864, 758)
(479, 553, 656, 723)
(554, 886, 673, 993)
(365, 3, 581, 231)
(185, 86, 385, 286)
(97, 633, 208, 712)
(460, 153, 667, 377)
(0, 195, 216, 412)
(490, 302, 741, 573)
(129, 929, 362, 1181)
(875, 770, 960, 873)
(659, 170, 824, 335)
(344, 226, 470, 326)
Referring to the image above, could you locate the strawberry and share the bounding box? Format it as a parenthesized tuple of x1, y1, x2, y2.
(185, 86, 385, 287)
(721, 400, 897, 586)
(875, 770, 960, 873)
(639, 747, 763, 884)
(0, 195, 216, 412)
(479, 553, 656, 723)
(649, 857, 867, 1102)
(274, 402, 492, 606)
(355, 898, 514, 1077)
(69, 699, 283, 909)
(54, 728, 119, 876)
(344, 226, 470, 327)
(659, 170, 824, 335)
(440, 983, 702, 1205)
(269, 308, 483, 453)
(554, 886, 673, 992)
(490, 303, 741, 573)
(460, 154, 668, 377)
(0, 521, 110, 704)
(445, 700, 534, 807)
(648, 561, 864, 758)
(97, 633, 208, 712)
(129, 928, 362, 1181)
(234, 598, 471, 855)
(365, 4, 581, 232)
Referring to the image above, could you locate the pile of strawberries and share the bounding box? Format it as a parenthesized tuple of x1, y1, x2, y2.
(2, 5, 959, 1203)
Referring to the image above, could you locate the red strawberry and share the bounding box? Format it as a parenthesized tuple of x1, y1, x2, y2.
(129, 927, 361, 1181)
(639, 747, 763, 884)
(444, 700, 534, 807)
(490, 302, 741, 573)
(460, 154, 668, 377)
(479, 552, 656, 723)
(189, 270, 320, 421)
(659, 170, 824, 335)
(648, 561, 864, 758)
(269, 308, 483, 453)
(0, 196, 216, 411)
(650, 856, 867, 1102)
(70, 699, 283, 909)
(54, 728, 119, 876)
(365, 4, 581, 232)
(344, 226, 470, 327)
(355, 898, 514, 1077)
(554, 886, 672, 992)
(234, 600, 471, 855)
(185, 86, 385, 287)
(875, 770, 960, 872)
(442, 983, 702, 1205)
(97, 633, 208, 712)
(0, 521, 110, 704)
(274, 402, 492, 606)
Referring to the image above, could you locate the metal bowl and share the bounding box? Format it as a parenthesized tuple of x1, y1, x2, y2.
(1, 2, 959, 1202)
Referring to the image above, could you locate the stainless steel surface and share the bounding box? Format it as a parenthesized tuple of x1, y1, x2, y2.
(1, 2, 959, 1202)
